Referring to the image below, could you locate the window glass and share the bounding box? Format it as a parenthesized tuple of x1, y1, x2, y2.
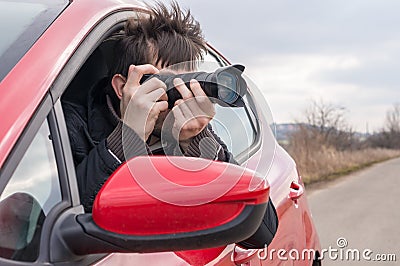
(201, 51, 257, 158)
(210, 100, 255, 157)
(0, 0, 68, 82)
(0, 2, 46, 56)
(0, 119, 62, 262)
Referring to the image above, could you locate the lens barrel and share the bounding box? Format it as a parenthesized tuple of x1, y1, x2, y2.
(140, 64, 246, 109)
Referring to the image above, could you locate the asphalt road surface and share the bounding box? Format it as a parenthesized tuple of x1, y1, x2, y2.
(307, 157, 400, 266)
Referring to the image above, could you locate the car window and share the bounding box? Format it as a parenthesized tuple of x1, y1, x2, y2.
(0, 119, 62, 262)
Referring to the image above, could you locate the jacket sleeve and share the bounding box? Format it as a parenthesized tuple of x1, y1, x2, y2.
(237, 199, 278, 249)
(75, 139, 122, 212)
(62, 102, 148, 212)
(184, 124, 235, 163)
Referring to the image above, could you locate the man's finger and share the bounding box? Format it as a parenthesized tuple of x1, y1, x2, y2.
(172, 105, 186, 125)
(154, 101, 169, 113)
(182, 97, 207, 118)
(174, 99, 184, 107)
(125, 64, 159, 88)
(173, 78, 193, 100)
(189, 79, 214, 114)
(140, 78, 167, 95)
(175, 99, 195, 120)
(189, 79, 206, 97)
(146, 87, 168, 102)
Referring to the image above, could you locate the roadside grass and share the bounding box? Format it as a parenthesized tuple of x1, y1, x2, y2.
(286, 147, 400, 186)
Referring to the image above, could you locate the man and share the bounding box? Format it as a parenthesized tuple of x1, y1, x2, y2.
(62, 1, 277, 249)
(63, 2, 232, 211)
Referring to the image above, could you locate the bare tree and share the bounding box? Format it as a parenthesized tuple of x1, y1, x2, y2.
(385, 103, 400, 133)
(302, 99, 355, 150)
(383, 103, 400, 148)
(367, 103, 400, 149)
(305, 99, 347, 131)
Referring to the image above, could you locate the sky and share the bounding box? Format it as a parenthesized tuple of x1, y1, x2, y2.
(170, 0, 400, 133)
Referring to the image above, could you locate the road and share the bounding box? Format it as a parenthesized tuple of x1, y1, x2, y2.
(307, 157, 400, 266)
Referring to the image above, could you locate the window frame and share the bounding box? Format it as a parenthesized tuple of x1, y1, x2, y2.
(0, 98, 71, 205)
(0, 94, 71, 264)
(0, 93, 52, 193)
(50, 10, 139, 207)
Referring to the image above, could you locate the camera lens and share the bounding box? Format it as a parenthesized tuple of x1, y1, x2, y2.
(140, 64, 246, 107)
(217, 71, 239, 104)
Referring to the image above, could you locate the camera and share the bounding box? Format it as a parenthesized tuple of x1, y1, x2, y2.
(140, 64, 247, 109)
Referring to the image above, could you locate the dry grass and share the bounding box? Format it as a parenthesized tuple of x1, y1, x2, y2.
(287, 146, 400, 185)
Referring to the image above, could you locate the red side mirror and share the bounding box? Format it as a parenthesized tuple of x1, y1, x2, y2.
(90, 156, 270, 251)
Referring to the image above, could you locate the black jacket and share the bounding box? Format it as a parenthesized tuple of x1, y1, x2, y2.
(62, 78, 277, 249)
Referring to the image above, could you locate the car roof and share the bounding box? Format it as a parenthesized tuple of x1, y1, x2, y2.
(0, 0, 146, 167)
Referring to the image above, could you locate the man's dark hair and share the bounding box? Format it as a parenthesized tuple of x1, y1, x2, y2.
(111, 1, 207, 77)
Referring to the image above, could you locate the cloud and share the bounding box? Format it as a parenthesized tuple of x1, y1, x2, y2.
(169, 0, 400, 130)
(318, 46, 400, 91)
(179, 0, 400, 59)
(244, 54, 361, 124)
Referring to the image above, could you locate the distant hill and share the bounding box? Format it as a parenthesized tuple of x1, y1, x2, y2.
(273, 123, 368, 144)
(273, 123, 304, 143)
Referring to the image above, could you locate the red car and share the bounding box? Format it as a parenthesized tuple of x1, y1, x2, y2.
(0, 0, 321, 265)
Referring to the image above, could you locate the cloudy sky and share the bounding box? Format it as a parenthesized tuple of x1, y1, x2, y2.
(172, 0, 400, 132)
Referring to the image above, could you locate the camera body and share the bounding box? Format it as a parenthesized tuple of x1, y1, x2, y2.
(140, 64, 247, 109)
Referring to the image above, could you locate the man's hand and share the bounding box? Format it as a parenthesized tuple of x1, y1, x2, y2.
(171, 78, 216, 150)
(120, 65, 168, 141)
